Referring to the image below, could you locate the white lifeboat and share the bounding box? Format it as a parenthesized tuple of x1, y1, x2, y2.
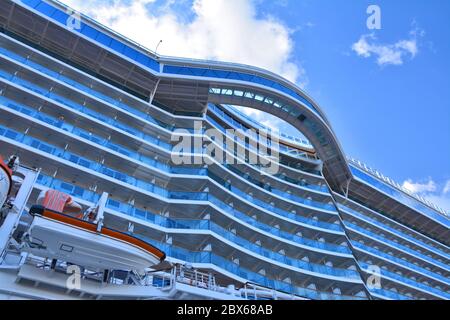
(26, 205, 166, 273)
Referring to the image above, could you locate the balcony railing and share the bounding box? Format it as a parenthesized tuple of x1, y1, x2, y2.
(0, 91, 340, 222)
(339, 203, 450, 265)
(34, 174, 354, 279)
(351, 241, 450, 286)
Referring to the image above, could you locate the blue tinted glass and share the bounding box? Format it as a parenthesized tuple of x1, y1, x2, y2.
(147, 59, 160, 71)
(257, 77, 273, 87)
(123, 47, 138, 60)
(80, 25, 98, 39)
(214, 70, 230, 78)
(190, 68, 206, 76)
(21, 0, 41, 8)
(251, 76, 264, 85)
(108, 199, 120, 208)
(5, 130, 18, 139)
(147, 59, 160, 72)
(272, 82, 284, 91)
(60, 183, 73, 193)
(135, 53, 149, 66)
(163, 64, 321, 115)
(182, 67, 196, 76)
(96, 32, 112, 46)
(110, 39, 125, 53)
(227, 72, 241, 81)
(51, 10, 69, 25)
(243, 73, 256, 81)
(35, 2, 57, 16)
(73, 186, 84, 197)
(162, 65, 178, 74)
(204, 69, 219, 78)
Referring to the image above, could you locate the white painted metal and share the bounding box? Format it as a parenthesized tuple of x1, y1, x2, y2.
(0, 166, 38, 260)
(0, 166, 9, 209)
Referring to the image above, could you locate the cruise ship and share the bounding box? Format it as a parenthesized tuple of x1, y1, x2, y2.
(0, 0, 448, 300)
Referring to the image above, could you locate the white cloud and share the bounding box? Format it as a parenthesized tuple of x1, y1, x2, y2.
(233, 105, 281, 131)
(423, 194, 450, 214)
(233, 105, 301, 138)
(61, 0, 306, 85)
(259, 118, 283, 133)
(351, 26, 424, 66)
(61, 0, 307, 156)
(402, 178, 450, 213)
(402, 178, 437, 194)
(444, 180, 450, 194)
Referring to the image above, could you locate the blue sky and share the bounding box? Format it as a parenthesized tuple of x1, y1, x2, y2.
(264, 0, 450, 210)
(61, 0, 450, 211)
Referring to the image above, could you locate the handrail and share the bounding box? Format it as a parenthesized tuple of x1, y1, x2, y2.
(348, 158, 449, 217)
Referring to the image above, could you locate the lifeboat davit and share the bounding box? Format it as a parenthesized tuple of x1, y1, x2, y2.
(0, 156, 13, 209)
(27, 205, 166, 273)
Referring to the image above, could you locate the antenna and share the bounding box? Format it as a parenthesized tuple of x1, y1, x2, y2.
(155, 40, 163, 54)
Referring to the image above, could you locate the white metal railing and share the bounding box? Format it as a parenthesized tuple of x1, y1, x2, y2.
(173, 264, 218, 291)
(242, 282, 305, 300)
(347, 157, 449, 217)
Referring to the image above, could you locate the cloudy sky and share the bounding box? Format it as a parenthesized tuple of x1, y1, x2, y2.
(59, 0, 450, 212)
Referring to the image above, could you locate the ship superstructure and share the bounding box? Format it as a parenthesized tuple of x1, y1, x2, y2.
(0, 0, 448, 300)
